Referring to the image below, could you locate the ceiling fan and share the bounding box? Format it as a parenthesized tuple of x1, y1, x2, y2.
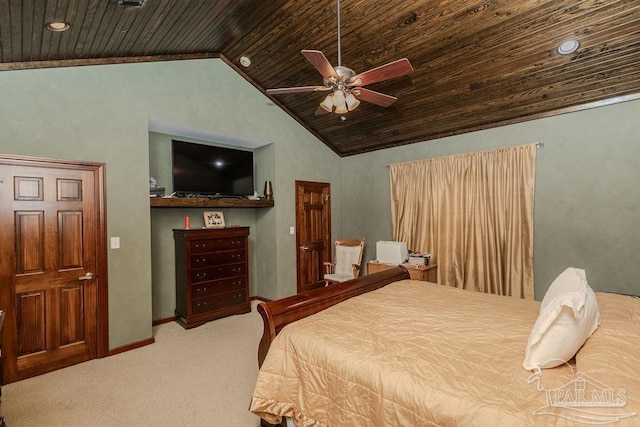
(266, 0, 414, 115)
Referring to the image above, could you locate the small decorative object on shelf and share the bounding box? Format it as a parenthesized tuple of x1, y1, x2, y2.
(264, 180, 273, 200)
(204, 211, 225, 228)
(149, 176, 166, 197)
(185, 216, 190, 229)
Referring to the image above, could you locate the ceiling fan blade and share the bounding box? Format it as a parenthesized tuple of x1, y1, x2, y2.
(266, 86, 328, 95)
(302, 50, 339, 81)
(354, 87, 398, 107)
(350, 58, 414, 87)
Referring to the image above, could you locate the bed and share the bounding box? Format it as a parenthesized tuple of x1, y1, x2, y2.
(250, 267, 640, 426)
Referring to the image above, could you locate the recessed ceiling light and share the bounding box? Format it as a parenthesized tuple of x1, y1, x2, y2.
(240, 56, 251, 67)
(557, 39, 580, 55)
(45, 21, 70, 32)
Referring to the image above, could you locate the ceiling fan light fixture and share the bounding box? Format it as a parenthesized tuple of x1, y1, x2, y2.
(345, 92, 360, 111)
(267, 0, 413, 115)
(332, 90, 348, 114)
(320, 94, 334, 112)
(334, 104, 348, 114)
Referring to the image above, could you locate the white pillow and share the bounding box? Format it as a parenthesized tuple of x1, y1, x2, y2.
(523, 268, 600, 370)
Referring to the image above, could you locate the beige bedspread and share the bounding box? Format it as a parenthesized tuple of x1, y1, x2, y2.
(250, 281, 640, 426)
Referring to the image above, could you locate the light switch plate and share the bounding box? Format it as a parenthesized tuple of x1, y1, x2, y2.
(289, 226, 295, 235)
(110, 237, 120, 249)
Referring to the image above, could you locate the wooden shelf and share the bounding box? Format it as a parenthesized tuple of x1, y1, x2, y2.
(150, 197, 274, 209)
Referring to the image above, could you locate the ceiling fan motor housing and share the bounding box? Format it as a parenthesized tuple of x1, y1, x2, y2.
(324, 65, 357, 89)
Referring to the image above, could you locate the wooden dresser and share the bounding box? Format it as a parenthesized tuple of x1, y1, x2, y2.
(173, 227, 251, 329)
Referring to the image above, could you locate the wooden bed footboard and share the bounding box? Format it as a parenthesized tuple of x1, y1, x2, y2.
(257, 266, 410, 367)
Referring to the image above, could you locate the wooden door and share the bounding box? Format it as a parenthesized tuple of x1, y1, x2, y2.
(0, 156, 108, 383)
(295, 181, 331, 293)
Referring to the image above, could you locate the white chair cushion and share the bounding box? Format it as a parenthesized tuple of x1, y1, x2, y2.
(334, 245, 362, 276)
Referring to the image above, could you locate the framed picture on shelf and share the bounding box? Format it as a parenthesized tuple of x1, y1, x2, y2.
(204, 211, 225, 229)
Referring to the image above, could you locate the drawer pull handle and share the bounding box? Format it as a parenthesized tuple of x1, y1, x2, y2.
(196, 258, 207, 263)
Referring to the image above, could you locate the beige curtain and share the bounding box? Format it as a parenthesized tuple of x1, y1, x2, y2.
(390, 144, 536, 299)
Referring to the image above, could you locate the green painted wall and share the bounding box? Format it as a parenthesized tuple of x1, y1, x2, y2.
(2, 56, 637, 353)
(0, 58, 341, 347)
(342, 99, 640, 298)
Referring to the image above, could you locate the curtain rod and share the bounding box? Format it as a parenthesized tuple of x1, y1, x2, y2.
(386, 142, 544, 167)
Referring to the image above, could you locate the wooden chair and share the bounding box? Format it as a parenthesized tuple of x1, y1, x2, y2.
(323, 238, 365, 286)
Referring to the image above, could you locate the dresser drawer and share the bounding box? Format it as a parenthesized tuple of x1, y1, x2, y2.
(190, 250, 246, 267)
(191, 291, 246, 314)
(191, 277, 246, 298)
(191, 262, 245, 283)
(190, 238, 245, 254)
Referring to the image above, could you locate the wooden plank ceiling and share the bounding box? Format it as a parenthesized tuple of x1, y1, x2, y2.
(1, 0, 639, 156)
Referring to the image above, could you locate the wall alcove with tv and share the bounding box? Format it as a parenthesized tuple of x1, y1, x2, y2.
(148, 128, 275, 323)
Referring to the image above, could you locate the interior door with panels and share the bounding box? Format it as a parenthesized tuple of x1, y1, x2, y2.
(0, 157, 107, 383)
(295, 180, 331, 293)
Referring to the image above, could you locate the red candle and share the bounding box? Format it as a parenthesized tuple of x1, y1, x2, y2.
(185, 216, 190, 229)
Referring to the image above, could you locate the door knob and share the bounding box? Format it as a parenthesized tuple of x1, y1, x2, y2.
(300, 246, 309, 251)
(78, 272, 94, 281)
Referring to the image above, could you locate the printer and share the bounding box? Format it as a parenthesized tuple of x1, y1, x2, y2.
(376, 241, 408, 265)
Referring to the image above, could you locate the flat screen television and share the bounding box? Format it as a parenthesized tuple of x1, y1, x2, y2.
(171, 140, 254, 197)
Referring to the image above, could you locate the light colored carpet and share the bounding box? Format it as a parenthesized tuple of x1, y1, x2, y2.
(3, 302, 264, 426)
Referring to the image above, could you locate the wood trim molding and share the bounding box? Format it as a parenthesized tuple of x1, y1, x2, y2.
(152, 316, 177, 326)
(95, 162, 109, 358)
(0, 53, 220, 72)
(109, 337, 155, 356)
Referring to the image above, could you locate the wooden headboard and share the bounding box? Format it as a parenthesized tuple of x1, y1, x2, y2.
(257, 266, 410, 366)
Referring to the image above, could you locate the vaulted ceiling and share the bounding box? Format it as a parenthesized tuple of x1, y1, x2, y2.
(1, 0, 639, 156)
